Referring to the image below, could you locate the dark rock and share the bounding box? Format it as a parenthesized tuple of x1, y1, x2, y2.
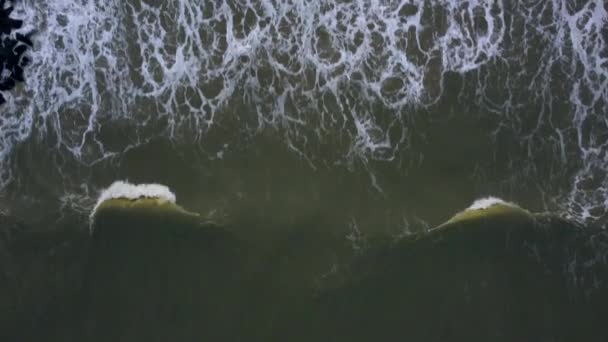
(0, 0, 34, 103)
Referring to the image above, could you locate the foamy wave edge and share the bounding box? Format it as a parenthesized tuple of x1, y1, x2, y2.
(90, 180, 176, 219)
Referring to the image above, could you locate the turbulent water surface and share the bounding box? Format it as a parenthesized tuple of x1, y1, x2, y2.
(0, 0, 607, 232)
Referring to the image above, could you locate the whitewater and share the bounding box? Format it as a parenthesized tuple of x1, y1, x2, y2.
(0, 0, 605, 227)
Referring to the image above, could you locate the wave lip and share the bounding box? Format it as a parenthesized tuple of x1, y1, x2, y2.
(439, 196, 531, 228)
(91, 181, 176, 216)
(466, 196, 518, 210)
(82, 181, 243, 341)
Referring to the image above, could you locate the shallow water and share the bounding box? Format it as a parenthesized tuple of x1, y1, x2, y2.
(0, 0, 606, 233)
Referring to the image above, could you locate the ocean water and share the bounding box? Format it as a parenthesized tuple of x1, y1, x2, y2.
(0, 0, 606, 233)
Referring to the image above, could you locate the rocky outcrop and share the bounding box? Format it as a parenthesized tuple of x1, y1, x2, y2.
(0, 0, 33, 105)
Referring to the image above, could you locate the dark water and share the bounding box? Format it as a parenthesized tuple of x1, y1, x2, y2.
(20, 197, 607, 341)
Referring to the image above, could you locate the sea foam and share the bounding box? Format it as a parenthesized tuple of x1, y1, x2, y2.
(91, 181, 176, 218)
(467, 197, 519, 211)
(0, 0, 606, 224)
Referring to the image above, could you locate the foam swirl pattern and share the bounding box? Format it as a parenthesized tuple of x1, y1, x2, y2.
(0, 0, 605, 224)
